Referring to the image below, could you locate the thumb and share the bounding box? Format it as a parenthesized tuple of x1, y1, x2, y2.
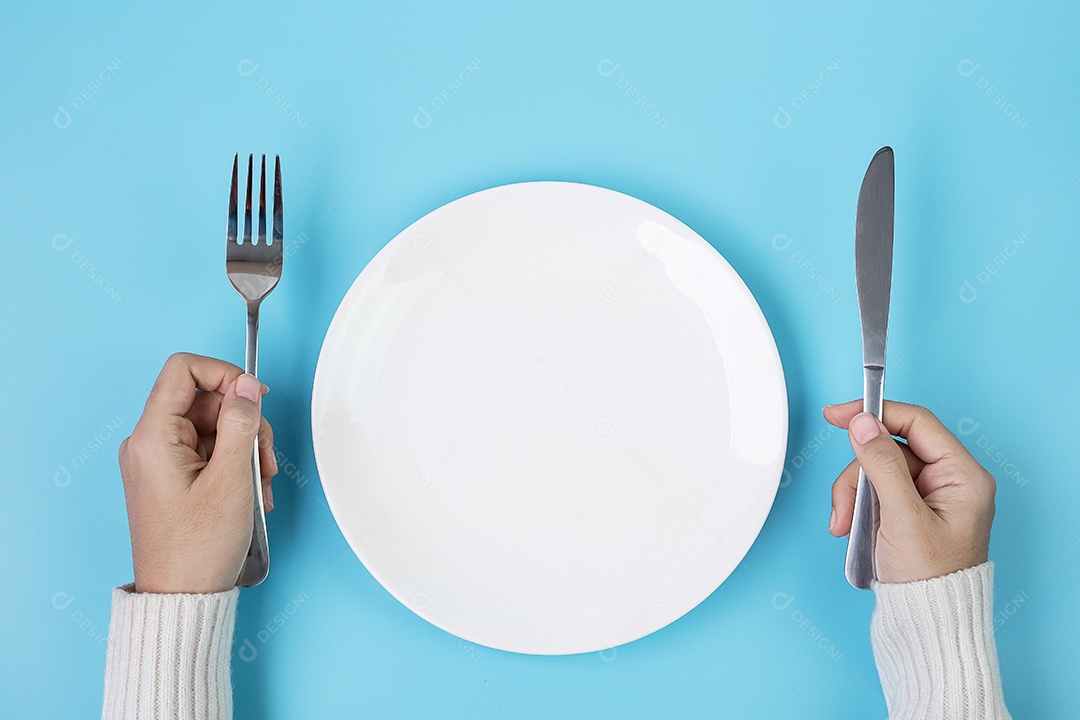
(848, 412, 928, 521)
(208, 374, 263, 473)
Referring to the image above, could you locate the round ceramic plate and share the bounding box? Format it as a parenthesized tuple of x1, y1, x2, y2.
(312, 181, 787, 655)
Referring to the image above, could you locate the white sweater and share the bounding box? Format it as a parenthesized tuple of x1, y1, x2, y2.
(870, 563, 1011, 719)
(101, 583, 237, 718)
(101, 563, 1010, 719)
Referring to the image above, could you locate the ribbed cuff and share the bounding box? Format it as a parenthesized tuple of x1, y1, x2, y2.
(101, 583, 238, 720)
(871, 562, 1010, 720)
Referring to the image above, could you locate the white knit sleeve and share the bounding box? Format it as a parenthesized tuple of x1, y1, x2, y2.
(870, 562, 1010, 719)
(101, 583, 238, 720)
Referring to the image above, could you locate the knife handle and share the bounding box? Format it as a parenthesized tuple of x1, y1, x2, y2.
(845, 365, 884, 589)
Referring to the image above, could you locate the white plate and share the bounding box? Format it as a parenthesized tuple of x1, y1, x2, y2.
(312, 182, 787, 655)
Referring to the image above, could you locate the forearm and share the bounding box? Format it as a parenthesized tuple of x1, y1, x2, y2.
(871, 562, 1010, 720)
(102, 584, 238, 720)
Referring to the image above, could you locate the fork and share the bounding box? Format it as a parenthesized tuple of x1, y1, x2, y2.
(226, 153, 282, 588)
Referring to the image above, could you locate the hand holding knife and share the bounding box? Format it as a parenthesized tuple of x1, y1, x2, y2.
(845, 146, 894, 589)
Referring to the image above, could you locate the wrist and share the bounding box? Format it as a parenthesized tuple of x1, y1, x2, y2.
(134, 566, 237, 595)
(877, 525, 990, 584)
(880, 555, 988, 584)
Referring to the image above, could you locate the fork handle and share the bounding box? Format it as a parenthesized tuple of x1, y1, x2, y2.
(245, 301, 260, 376)
(237, 302, 270, 588)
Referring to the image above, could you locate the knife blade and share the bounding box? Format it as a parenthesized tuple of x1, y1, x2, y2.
(845, 146, 894, 590)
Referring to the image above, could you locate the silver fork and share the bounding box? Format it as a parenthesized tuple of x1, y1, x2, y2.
(226, 153, 282, 588)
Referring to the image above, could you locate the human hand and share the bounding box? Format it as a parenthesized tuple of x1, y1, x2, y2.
(823, 400, 996, 584)
(118, 353, 277, 594)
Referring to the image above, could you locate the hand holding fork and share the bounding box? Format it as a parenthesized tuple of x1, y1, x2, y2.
(227, 153, 282, 587)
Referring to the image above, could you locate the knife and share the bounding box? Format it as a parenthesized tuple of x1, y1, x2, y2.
(845, 146, 894, 590)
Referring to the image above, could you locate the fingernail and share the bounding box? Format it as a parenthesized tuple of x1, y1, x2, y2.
(850, 413, 880, 444)
(829, 507, 836, 530)
(265, 484, 274, 511)
(261, 383, 270, 396)
(236, 374, 261, 403)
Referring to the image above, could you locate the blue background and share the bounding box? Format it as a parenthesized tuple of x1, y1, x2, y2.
(3, 1, 1077, 717)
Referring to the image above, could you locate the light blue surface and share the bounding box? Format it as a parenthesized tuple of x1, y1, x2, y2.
(2, 1, 1077, 717)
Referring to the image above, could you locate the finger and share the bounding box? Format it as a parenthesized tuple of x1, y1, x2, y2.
(824, 400, 969, 464)
(262, 475, 274, 513)
(830, 443, 924, 537)
(847, 413, 930, 522)
(258, 417, 278, 478)
(205, 374, 264, 480)
(142, 353, 245, 423)
(188, 386, 268, 432)
(889, 441, 926, 481)
(186, 390, 224, 436)
(830, 460, 859, 536)
(190, 390, 271, 456)
(195, 433, 215, 463)
(822, 399, 863, 427)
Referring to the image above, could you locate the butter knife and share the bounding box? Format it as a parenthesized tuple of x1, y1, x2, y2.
(845, 146, 894, 590)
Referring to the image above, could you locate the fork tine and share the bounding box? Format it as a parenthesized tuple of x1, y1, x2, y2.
(258, 155, 267, 246)
(227, 154, 238, 244)
(272, 155, 283, 244)
(243, 154, 253, 245)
